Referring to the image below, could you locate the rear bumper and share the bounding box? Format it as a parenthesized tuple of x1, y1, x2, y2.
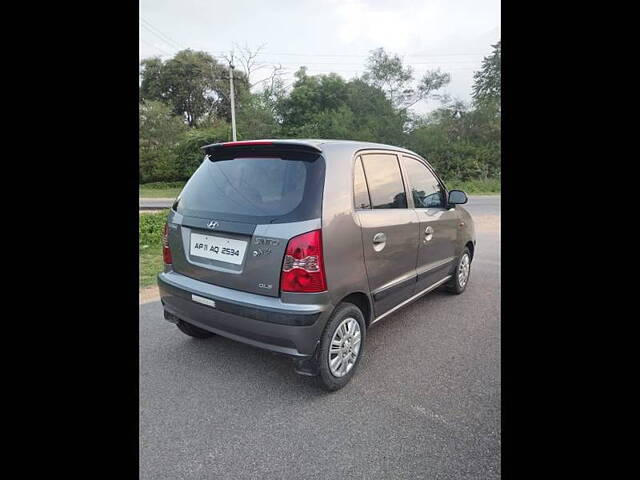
(157, 271, 332, 357)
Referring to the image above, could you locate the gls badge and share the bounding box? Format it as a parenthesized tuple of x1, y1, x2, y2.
(258, 283, 273, 290)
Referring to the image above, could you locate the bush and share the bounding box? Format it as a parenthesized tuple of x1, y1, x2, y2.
(173, 124, 231, 178)
(443, 177, 501, 194)
(139, 210, 169, 251)
(139, 148, 183, 183)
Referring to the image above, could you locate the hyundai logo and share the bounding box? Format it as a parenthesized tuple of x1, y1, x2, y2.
(207, 220, 219, 229)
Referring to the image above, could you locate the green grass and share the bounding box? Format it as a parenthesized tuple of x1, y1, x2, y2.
(140, 252, 164, 288)
(139, 210, 169, 288)
(139, 188, 182, 198)
(139, 181, 185, 199)
(444, 177, 501, 195)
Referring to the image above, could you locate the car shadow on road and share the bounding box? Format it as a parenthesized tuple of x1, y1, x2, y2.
(153, 287, 456, 398)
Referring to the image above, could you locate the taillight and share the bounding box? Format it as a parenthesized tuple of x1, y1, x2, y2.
(281, 230, 327, 293)
(162, 223, 172, 264)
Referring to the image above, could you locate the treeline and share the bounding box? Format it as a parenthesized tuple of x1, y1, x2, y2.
(139, 43, 500, 184)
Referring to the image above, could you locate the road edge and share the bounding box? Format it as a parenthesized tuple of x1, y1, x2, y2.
(140, 286, 160, 305)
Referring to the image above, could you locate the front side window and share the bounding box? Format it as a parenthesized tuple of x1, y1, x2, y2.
(360, 153, 407, 209)
(402, 157, 444, 208)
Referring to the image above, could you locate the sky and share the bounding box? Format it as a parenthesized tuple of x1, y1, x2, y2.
(139, 0, 500, 114)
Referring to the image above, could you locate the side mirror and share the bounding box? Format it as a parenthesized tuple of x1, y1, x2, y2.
(448, 189, 468, 205)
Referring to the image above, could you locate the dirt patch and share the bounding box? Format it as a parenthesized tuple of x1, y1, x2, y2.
(140, 286, 160, 304)
(472, 214, 500, 233)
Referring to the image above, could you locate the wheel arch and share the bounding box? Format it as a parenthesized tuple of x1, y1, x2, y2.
(337, 291, 373, 327)
(465, 240, 475, 260)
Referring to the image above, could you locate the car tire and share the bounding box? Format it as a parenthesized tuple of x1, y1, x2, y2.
(177, 320, 215, 339)
(316, 302, 366, 391)
(446, 247, 472, 294)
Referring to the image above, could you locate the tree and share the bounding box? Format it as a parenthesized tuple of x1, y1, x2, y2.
(140, 49, 250, 127)
(139, 101, 188, 182)
(362, 48, 450, 109)
(236, 92, 281, 140)
(407, 99, 500, 180)
(231, 43, 286, 91)
(275, 68, 408, 144)
(138, 45, 500, 186)
(414, 69, 452, 108)
(345, 79, 406, 144)
(362, 48, 414, 107)
(172, 122, 232, 178)
(277, 69, 349, 133)
(139, 100, 188, 149)
(472, 40, 501, 111)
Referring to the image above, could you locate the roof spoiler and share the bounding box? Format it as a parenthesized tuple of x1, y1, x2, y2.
(201, 140, 322, 157)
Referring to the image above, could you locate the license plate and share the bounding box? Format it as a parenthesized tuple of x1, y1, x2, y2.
(189, 233, 247, 265)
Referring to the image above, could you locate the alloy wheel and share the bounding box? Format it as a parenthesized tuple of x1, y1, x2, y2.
(328, 317, 362, 377)
(458, 253, 470, 288)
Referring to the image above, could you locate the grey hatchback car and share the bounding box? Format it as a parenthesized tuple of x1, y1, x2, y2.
(158, 139, 475, 390)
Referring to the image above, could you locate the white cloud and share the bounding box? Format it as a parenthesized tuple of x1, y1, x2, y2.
(331, 0, 445, 51)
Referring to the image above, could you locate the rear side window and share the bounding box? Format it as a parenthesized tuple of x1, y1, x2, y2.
(176, 155, 325, 223)
(360, 153, 407, 209)
(402, 156, 444, 208)
(353, 157, 371, 209)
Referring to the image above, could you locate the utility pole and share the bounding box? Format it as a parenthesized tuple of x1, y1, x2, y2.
(228, 63, 237, 141)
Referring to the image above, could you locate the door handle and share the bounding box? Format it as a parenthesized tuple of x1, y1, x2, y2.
(424, 226, 434, 243)
(372, 232, 386, 251)
(373, 232, 386, 243)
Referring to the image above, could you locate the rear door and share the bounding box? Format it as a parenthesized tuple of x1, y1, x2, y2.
(167, 146, 325, 297)
(355, 153, 420, 317)
(401, 155, 458, 291)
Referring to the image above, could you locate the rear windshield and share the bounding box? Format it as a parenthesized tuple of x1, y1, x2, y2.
(175, 155, 325, 223)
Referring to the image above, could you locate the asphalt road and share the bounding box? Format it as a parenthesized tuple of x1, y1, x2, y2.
(139, 200, 500, 479)
(140, 197, 176, 210)
(462, 195, 500, 217)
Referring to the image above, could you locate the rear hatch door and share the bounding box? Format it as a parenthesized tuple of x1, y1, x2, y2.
(167, 142, 325, 297)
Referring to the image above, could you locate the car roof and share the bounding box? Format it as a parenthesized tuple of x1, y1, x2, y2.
(293, 139, 427, 161)
(200, 139, 428, 168)
(261, 138, 411, 150)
